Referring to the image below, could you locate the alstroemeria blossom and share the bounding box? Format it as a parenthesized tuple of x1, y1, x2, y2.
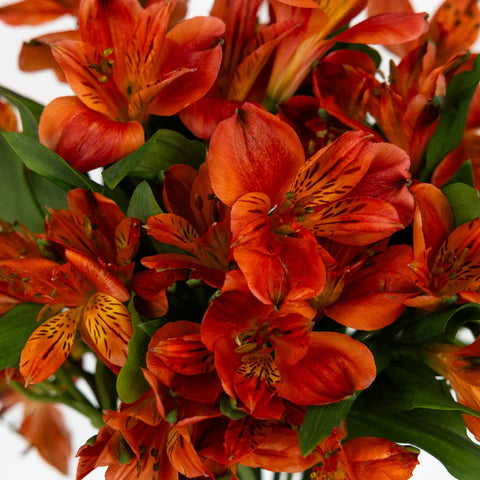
(265, 0, 428, 105)
(208, 103, 412, 305)
(38, 0, 225, 171)
(38, 188, 141, 284)
(201, 271, 376, 415)
(5, 250, 133, 384)
(312, 428, 419, 480)
(425, 337, 480, 442)
(406, 183, 480, 310)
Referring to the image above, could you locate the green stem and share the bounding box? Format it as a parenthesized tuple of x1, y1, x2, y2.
(65, 358, 100, 402)
(54, 366, 96, 407)
(94, 360, 118, 411)
(9, 380, 104, 428)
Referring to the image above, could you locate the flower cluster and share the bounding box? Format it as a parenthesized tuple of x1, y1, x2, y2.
(1, 0, 480, 479)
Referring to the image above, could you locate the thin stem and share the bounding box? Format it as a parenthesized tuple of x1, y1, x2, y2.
(54, 366, 96, 407)
(94, 360, 118, 412)
(9, 380, 104, 428)
(65, 358, 100, 403)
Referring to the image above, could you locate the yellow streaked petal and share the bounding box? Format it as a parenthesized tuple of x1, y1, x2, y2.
(20, 308, 81, 385)
(81, 293, 132, 367)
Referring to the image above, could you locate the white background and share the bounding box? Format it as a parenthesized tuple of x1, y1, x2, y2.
(0, 0, 476, 479)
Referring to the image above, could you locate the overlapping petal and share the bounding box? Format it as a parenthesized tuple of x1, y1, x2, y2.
(39, 96, 144, 172)
(20, 308, 81, 385)
(208, 103, 305, 207)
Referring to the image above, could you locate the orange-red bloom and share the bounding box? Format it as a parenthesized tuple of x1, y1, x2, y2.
(265, 0, 427, 105)
(0, 190, 140, 383)
(431, 55, 480, 191)
(321, 242, 417, 330)
(208, 103, 412, 305)
(0, 220, 43, 315)
(424, 337, 480, 442)
(76, 392, 178, 480)
(405, 183, 480, 310)
(38, 0, 225, 172)
(364, 0, 480, 177)
(141, 163, 231, 290)
(179, 0, 297, 138)
(147, 320, 223, 403)
(368, 0, 480, 64)
(39, 188, 141, 284)
(312, 427, 419, 480)
(0, 250, 133, 384)
(201, 271, 376, 416)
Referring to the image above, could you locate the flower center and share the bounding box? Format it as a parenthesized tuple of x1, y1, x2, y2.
(88, 48, 115, 83)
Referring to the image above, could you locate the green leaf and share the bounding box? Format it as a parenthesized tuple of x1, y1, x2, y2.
(28, 171, 69, 215)
(0, 86, 43, 138)
(420, 54, 480, 181)
(398, 303, 480, 344)
(236, 465, 261, 480)
(355, 361, 480, 419)
(126, 181, 163, 223)
(0, 135, 44, 232)
(220, 394, 247, 420)
(298, 393, 358, 455)
(348, 409, 480, 480)
(446, 160, 474, 187)
(442, 182, 480, 227)
(0, 303, 43, 370)
(102, 129, 206, 188)
(137, 319, 166, 337)
(116, 298, 151, 403)
(2, 131, 102, 192)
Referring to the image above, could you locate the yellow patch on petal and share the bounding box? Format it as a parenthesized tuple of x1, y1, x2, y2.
(20, 308, 81, 385)
(81, 293, 132, 367)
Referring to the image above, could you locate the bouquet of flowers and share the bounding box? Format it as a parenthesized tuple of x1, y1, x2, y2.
(1, 0, 480, 478)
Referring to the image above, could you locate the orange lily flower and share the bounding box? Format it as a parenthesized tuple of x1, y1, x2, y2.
(78, 381, 228, 480)
(364, 0, 480, 176)
(0, 220, 42, 260)
(76, 392, 179, 480)
(405, 183, 480, 310)
(38, 0, 225, 172)
(0, 249, 132, 384)
(278, 49, 383, 157)
(147, 320, 223, 403)
(238, 422, 323, 473)
(0, 220, 43, 315)
(431, 56, 480, 191)
(208, 103, 411, 305)
(179, 0, 298, 138)
(424, 337, 480, 442)
(135, 163, 231, 317)
(0, 369, 72, 475)
(368, 0, 480, 65)
(201, 270, 376, 416)
(0, 0, 79, 25)
(265, 0, 428, 106)
(135, 162, 231, 316)
(312, 427, 419, 480)
(38, 188, 141, 284)
(142, 163, 231, 291)
(319, 242, 417, 330)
